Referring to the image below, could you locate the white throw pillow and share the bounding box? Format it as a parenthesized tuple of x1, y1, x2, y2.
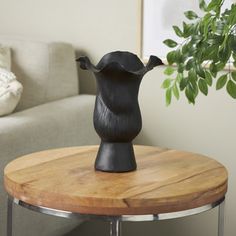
(0, 46, 23, 117)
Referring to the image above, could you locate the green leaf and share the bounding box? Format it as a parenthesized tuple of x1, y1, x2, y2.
(182, 43, 190, 55)
(185, 59, 195, 71)
(163, 39, 178, 48)
(199, 0, 207, 11)
(177, 63, 185, 73)
(162, 0, 232, 104)
(188, 69, 198, 82)
(173, 84, 180, 100)
(210, 63, 218, 78)
(188, 73, 199, 98)
(216, 62, 226, 71)
(185, 85, 195, 104)
(167, 53, 177, 66)
(196, 64, 205, 78)
(180, 77, 188, 91)
(173, 26, 183, 37)
(176, 73, 183, 83)
(230, 35, 236, 53)
(208, 35, 223, 45)
(164, 66, 175, 75)
(191, 35, 202, 44)
(198, 79, 208, 95)
(211, 19, 217, 33)
(216, 74, 228, 90)
(205, 45, 219, 62)
(205, 71, 213, 86)
(231, 71, 236, 82)
(166, 88, 172, 106)
(218, 43, 231, 64)
(215, 21, 225, 34)
(202, 14, 212, 37)
(226, 80, 236, 99)
(183, 41, 197, 55)
(184, 11, 199, 20)
(175, 49, 183, 64)
(228, 6, 236, 25)
(183, 22, 195, 38)
(202, 12, 211, 23)
(207, 0, 222, 12)
(187, 44, 197, 56)
(192, 82, 199, 98)
(162, 79, 171, 89)
(167, 51, 176, 65)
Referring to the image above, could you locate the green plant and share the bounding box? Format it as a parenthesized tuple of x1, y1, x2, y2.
(163, 0, 236, 105)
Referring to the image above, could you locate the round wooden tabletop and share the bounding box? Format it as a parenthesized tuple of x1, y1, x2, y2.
(4, 145, 228, 215)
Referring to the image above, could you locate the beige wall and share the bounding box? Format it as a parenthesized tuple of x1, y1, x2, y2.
(0, 0, 235, 236)
(0, 0, 140, 94)
(137, 68, 235, 236)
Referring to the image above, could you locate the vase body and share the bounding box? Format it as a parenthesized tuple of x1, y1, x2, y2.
(78, 51, 162, 172)
(94, 66, 142, 172)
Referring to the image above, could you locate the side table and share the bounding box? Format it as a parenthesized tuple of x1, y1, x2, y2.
(4, 145, 228, 236)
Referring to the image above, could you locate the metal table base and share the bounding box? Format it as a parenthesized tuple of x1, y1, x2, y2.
(7, 196, 225, 236)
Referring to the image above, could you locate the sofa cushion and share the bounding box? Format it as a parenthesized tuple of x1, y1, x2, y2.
(0, 38, 79, 111)
(0, 45, 11, 70)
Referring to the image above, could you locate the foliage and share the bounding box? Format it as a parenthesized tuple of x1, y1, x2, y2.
(163, 0, 236, 105)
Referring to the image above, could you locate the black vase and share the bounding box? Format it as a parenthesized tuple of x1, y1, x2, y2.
(77, 51, 163, 172)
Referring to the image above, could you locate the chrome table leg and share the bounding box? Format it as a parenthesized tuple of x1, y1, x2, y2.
(110, 219, 121, 236)
(7, 197, 13, 236)
(218, 200, 225, 236)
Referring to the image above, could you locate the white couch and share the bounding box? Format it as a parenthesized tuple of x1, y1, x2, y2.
(0, 38, 99, 236)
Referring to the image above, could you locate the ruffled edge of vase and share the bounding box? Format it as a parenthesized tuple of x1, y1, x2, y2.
(77, 51, 163, 76)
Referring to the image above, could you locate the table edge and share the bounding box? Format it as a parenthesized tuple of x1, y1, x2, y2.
(9, 195, 225, 222)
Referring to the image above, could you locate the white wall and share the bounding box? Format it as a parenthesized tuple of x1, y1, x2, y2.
(0, 1, 235, 236)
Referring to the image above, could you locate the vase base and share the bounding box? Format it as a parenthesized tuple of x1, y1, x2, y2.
(95, 142, 137, 173)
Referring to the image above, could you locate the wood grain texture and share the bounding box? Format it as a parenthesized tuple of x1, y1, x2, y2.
(4, 145, 228, 215)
